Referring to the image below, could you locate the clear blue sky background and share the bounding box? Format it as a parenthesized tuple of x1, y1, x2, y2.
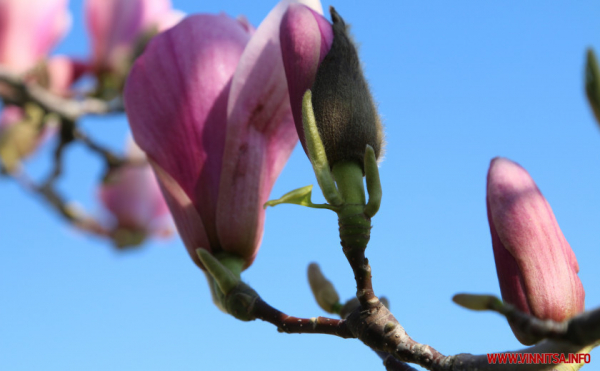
(1, 1, 600, 370)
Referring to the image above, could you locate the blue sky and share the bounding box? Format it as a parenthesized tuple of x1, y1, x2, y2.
(1, 1, 600, 370)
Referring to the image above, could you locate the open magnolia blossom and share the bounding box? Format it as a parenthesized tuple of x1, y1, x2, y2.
(98, 140, 173, 248)
(124, 0, 324, 270)
(486, 157, 585, 345)
(85, 0, 184, 74)
(0, 0, 71, 74)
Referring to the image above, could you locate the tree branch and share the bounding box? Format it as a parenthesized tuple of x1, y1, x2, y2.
(343, 299, 600, 370)
(73, 129, 124, 167)
(11, 170, 108, 237)
(252, 297, 354, 338)
(0, 66, 123, 120)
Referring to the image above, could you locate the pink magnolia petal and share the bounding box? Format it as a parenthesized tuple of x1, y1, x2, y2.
(140, 0, 172, 26)
(125, 14, 250, 248)
(148, 213, 175, 238)
(216, 0, 321, 263)
(280, 3, 333, 152)
(0, 0, 71, 73)
(157, 10, 185, 32)
(298, 0, 324, 14)
(46, 1, 72, 55)
(86, 0, 184, 72)
(487, 198, 530, 313)
(151, 160, 210, 268)
(86, 0, 144, 70)
(236, 15, 256, 36)
(125, 141, 171, 224)
(487, 157, 585, 326)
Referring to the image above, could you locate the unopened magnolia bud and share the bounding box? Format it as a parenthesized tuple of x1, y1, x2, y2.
(307, 263, 340, 313)
(487, 158, 584, 345)
(311, 7, 383, 169)
(379, 296, 390, 310)
(452, 294, 501, 311)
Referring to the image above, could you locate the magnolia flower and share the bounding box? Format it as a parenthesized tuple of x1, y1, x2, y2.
(280, 5, 383, 167)
(85, 0, 185, 74)
(124, 0, 324, 269)
(486, 157, 585, 344)
(0, 0, 71, 73)
(99, 140, 172, 248)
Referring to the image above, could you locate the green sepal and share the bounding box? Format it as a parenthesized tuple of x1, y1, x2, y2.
(364, 144, 382, 218)
(302, 90, 343, 206)
(198, 250, 259, 321)
(264, 185, 338, 211)
(204, 272, 227, 313)
(223, 281, 259, 322)
(196, 249, 240, 295)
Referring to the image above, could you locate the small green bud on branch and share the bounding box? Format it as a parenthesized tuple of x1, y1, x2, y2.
(308, 263, 341, 314)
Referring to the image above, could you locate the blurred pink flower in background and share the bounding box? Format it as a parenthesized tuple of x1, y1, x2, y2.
(99, 140, 172, 248)
(46, 55, 89, 96)
(486, 157, 585, 345)
(85, 0, 184, 73)
(0, 1, 77, 171)
(124, 0, 324, 269)
(0, 104, 22, 129)
(0, 0, 71, 73)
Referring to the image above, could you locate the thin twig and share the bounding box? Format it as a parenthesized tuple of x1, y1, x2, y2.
(12, 170, 108, 237)
(0, 66, 123, 120)
(252, 297, 354, 338)
(41, 118, 74, 188)
(73, 129, 124, 167)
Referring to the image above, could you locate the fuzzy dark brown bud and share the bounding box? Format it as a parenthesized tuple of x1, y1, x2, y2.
(311, 7, 383, 170)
